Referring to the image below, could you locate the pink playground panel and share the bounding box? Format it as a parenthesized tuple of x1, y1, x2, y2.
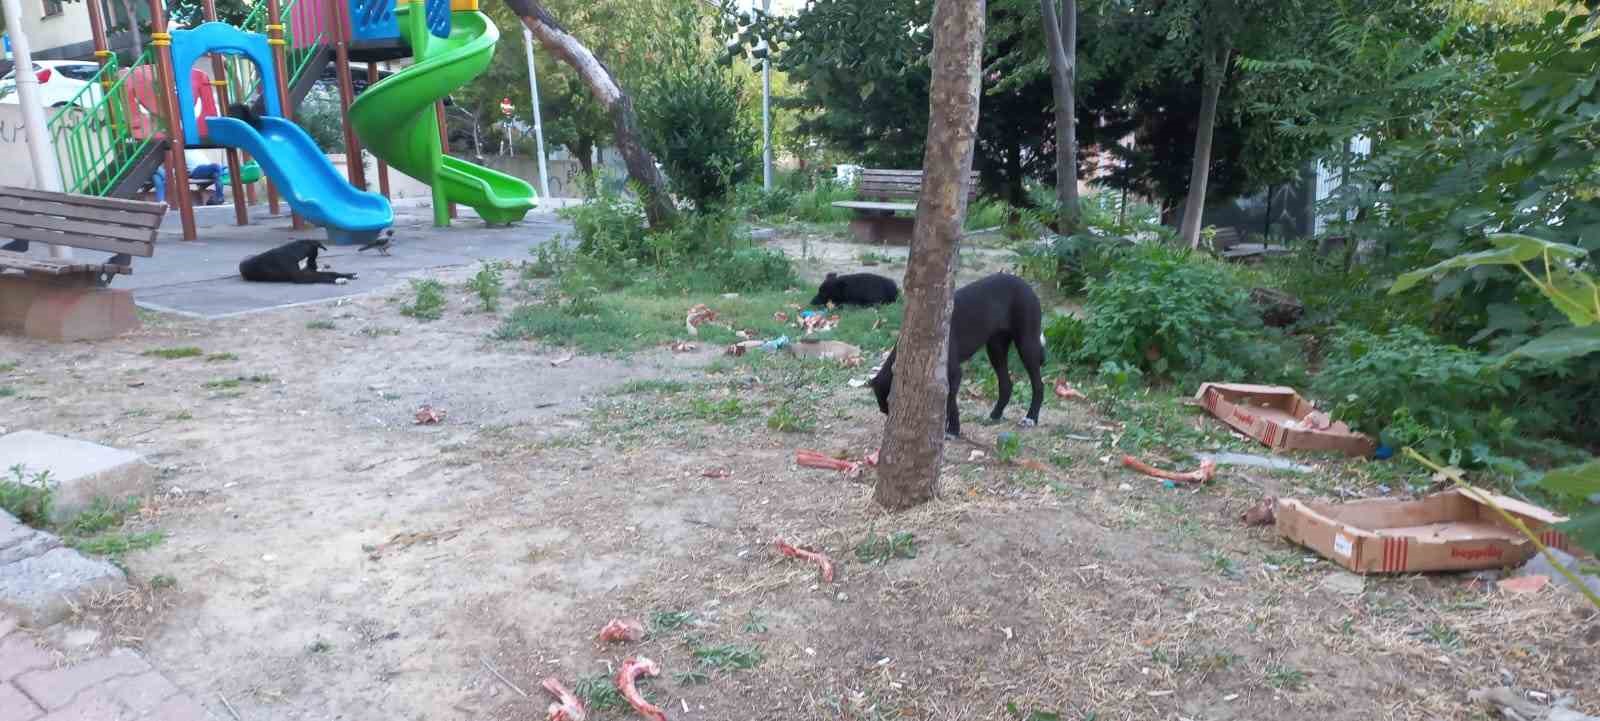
(291, 0, 334, 49)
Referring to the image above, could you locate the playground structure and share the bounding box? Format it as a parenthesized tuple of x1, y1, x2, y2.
(38, 0, 536, 243)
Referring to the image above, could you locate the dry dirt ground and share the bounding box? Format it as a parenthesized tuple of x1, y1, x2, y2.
(0, 234, 1594, 721)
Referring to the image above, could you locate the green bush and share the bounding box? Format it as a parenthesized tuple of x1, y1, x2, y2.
(1, 465, 53, 528)
(637, 64, 758, 210)
(734, 183, 797, 220)
(1309, 325, 1571, 465)
(1052, 245, 1300, 386)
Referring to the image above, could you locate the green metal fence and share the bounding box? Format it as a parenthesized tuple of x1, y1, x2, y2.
(45, 50, 164, 197)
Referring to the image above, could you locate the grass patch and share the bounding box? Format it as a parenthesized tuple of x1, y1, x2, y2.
(674, 670, 711, 685)
(203, 374, 273, 390)
(0, 465, 54, 527)
(1424, 621, 1461, 651)
(689, 642, 763, 672)
(67, 530, 165, 558)
(0, 361, 17, 372)
(857, 251, 895, 266)
(469, 262, 505, 312)
(0, 387, 14, 398)
(650, 610, 696, 632)
(497, 288, 903, 356)
(66, 496, 140, 536)
(766, 399, 817, 433)
(306, 320, 336, 331)
(142, 346, 203, 359)
(401, 279, 447, 321)
(690, 397, 746, 423)
(1265, 664, 1308, 690)
(169, 410, 194, 421)
(854, 531, 918, 565)
(359, 326, 401, 337)
(204, 352, 238, 362)
(610, 379, 691, 396)
(574, 673, 629, 711)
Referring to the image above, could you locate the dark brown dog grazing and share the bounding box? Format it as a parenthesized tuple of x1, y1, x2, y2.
(870, 273, 1045, 437)
(238, 239, 356, 284)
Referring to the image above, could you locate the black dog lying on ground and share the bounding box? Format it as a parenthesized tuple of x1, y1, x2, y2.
(239, 239, 357, 284)
(870, 272, 1045, 437)
(811, 272, 899, 307)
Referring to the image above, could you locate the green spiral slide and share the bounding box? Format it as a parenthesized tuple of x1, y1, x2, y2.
(348, 7, 535, 226)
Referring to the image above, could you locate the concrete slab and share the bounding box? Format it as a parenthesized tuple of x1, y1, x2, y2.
(0, 431, 154, 524)
(0, 547, 126, 627)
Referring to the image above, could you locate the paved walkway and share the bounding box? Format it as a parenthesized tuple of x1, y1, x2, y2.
(0, 614, 213, 721)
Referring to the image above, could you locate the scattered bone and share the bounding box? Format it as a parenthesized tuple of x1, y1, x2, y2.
(775, 537, 835, 583)
(1121, 456, 1217, 485)
(616, 657, 668, 721)
(597, 618, 646, 643)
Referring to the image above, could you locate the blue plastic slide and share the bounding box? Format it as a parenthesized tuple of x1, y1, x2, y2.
(169, 22, 392, 243)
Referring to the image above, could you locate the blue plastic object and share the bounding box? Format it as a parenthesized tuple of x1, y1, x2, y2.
(350, 0, 399, 41)
(169, 23, 282, 146)
(1374, 444, 1395, 460)
(425, 0, 451, 39)
(762, 335, 790, 351)
(205, 117, 393, 241)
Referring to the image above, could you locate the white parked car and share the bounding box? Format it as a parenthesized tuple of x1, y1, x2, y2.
(0, 60, 104, 108)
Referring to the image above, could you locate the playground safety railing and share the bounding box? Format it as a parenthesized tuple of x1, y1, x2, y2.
(225, 0, 333, 109)
(44, 49, 165, 197)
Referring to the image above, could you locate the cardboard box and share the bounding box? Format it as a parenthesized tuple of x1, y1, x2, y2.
(1194, 382, 1376, 457)
(1276, 487, 1574, 574)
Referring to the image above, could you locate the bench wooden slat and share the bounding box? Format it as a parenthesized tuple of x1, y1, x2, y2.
(0, 225, 154, 258)
(0, 209, 161, 244)
(0, 196, 165, 229)
(0, 250, 130, 275)
(0, 186, 167, 216)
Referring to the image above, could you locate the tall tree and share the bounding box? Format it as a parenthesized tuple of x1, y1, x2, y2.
(499, 0, 677, 228)
(874, 0, 986, 511)
(1039, 0, 1079, 226)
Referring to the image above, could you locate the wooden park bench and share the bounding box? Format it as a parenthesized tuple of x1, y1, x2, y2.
(1209, 226, 1290, 262)
(0, 186, 164, 341)
(832, 168, 979, 245)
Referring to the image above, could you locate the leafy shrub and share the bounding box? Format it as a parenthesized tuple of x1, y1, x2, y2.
(637, 64, 758, 210)
(560, 175, 649, 264)
(1, 465, 53, 528)
(734, 183, 797, 220)
(1055, 246, 1300, 385)
(400, 280, 446, 321)
(1310, 326, 1556, 463)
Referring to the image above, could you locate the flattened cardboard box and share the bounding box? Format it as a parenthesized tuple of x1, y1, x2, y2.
(1276, 486, 1574, 574)
(1194, 382, 1376, 457)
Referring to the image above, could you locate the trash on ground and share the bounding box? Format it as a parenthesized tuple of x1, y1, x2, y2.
(667, 341, 697, 352)
(1514, 546, 1600, 598)
(685, 304, 718, 336)
(864, 449, 879, 466)
(597, 618, 646, 643)
(1275, 486, 1571, 574)
(1017, 458, 1051, 473)
(726, 340, 765, 356)
(968, 449, 986, 462)
(1054, 378, 1088, 401)
(847, 377, 870, 388)
(1241, 497, 1277, 526)
(1469, 686, 1599, 721)
(795, 448, 863, 476)
(1497, 575, 1551, 594)
(542, 676, 588, 721)
(701, 468, 731, 479)
(797, 309, 841, 335)
(1121, 455, 1216, 485)
(615, 657, 668, 721)
(786, 339, 861, 363)
(774, 537, 836, 583)
(413, 405, 446, 425)
(1198, 451, 1315, 474)
(1194, 382, 1375, 457)
(549, 353, 574, 367)
(773, 311, 789, 323)
(763, 335, 791, 351)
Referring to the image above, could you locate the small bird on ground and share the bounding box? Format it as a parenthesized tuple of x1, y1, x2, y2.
(358, 229, 395, 256)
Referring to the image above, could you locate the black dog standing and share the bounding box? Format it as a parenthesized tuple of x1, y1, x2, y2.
(870, 273, 1045, 437)
(811, 272, 899, 307)
(239, 239, 357, 284)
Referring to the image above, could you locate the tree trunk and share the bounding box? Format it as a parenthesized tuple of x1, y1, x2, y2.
(873, 0, 986, 512)
(1178, 43, 1230, 249)
(575, 136, 595, 175)
(1040, 0, 1078, 229)
(505, 0, 676, 228)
